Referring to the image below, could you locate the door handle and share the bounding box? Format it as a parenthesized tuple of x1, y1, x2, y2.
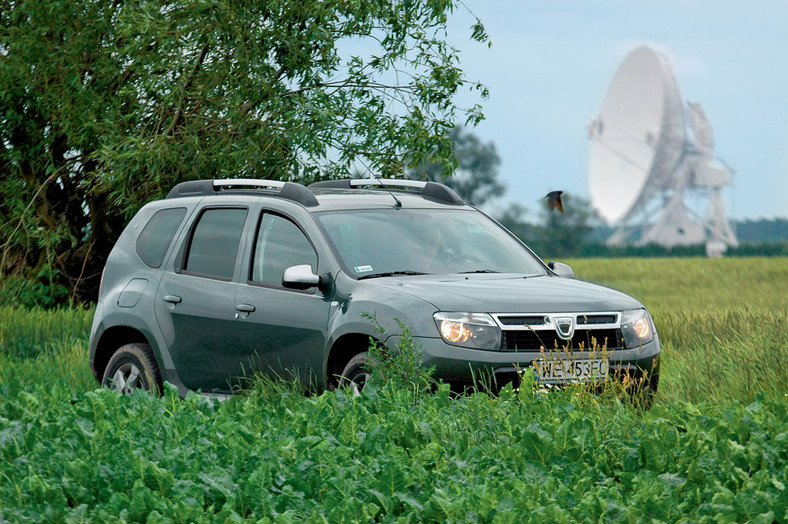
(235, 304, 256, 313)
(164, 295, 182, 304)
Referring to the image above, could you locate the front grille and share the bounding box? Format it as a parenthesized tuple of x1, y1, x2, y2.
(501, 328, 622, 352)
(577, 314, 618, 325)
(497, 315, 549, 326)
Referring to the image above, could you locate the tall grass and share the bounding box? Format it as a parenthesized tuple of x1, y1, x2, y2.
(0, 306, 93, 359)
(566, 257, 786, 313)
(0, 307, 95, 394)
(567, 257, 788, 403)
(1, 338, 94, 392)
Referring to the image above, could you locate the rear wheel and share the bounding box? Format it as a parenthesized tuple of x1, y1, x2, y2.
(339, 352, 372, 396)
(102, 343, 162, 396)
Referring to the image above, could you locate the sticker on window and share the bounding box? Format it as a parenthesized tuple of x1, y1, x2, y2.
(354, 265, 374, 273)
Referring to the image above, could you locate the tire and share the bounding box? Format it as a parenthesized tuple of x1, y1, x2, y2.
(629, 373, 659, 409)
(644, 373, 659, 407)
(338, 352, 372, 396)
(101, 343, 162, 396)
(646, 373, 659, 395)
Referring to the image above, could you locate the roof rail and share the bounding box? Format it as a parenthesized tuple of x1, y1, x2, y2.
(166, 179, 319, 207)
(309, 178, 465, 205)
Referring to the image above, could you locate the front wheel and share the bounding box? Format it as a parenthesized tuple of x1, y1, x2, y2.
(339, 352, 372, 396)
(102, 343, 162, 396)
(625, 372, 659, 409)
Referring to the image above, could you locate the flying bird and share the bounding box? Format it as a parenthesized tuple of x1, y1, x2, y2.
(543, 191, 564, 213)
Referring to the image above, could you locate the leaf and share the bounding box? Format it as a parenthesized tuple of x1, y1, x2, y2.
(374, 460, 408, 497)
(369, 489, 393, 514)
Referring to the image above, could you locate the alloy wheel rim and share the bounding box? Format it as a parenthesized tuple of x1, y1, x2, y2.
(349, 371, 370, 396)
(110, 363, 142, 395)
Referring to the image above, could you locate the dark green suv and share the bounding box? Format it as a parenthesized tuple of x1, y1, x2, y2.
(89, 178, 660, 397)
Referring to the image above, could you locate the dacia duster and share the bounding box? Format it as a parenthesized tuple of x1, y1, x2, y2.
(88, 178, 660, 396)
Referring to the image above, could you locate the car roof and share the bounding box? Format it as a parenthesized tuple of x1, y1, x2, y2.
(163, 178, 470, 212)
(308, 189, 471, 212)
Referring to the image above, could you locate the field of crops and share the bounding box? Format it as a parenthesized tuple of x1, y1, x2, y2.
(1, 258, 786, 521)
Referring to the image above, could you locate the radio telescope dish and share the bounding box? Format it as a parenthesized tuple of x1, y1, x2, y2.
(587, 46, 738, 255)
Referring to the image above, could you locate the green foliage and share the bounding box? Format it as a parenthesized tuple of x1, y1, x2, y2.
(579, 241, 708, 258)
(0, 306, 95, 395)
(1, 259, 787, 520)
(363, 315, 435, 393)
(498, 193, 602, 258)
(0, 306, 92, 360)
(728, 241, 788, 257)
(577, 241, 788, 258)
(407, 125, 504, 206)
(0, 265, 70, 308)
(502, 207, 788, 259)
(734, 218, 788, 243)
(1, 369, 786, 521)
(0, 0, 489, 305)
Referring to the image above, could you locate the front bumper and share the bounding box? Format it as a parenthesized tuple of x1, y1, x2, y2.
(411, 332, 661, 389)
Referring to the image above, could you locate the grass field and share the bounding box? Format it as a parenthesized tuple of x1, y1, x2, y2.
(566, 257, 788, 403)
(1, 257, 786, 521)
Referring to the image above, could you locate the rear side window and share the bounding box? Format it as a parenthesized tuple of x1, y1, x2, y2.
(135, 208, 187, 268)
(184, 208, 248, 280)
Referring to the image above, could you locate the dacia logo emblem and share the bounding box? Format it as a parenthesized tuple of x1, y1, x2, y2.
(554, 316, 575, 340)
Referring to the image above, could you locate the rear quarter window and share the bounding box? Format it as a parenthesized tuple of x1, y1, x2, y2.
(135, 208, 187, 268)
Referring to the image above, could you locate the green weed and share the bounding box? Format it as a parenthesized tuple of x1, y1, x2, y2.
(1, 374, 785, 522)
(363, 314, 436, 394)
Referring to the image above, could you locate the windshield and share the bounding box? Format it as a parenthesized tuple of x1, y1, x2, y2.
(315, 208, 547, 278)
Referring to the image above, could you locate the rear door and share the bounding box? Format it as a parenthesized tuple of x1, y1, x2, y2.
(155, 205, 249, 392)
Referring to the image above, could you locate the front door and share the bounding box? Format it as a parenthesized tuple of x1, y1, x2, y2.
(231, 212, 331, 387)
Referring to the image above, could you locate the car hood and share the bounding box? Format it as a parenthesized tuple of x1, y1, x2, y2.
(367, 273, 643, 313)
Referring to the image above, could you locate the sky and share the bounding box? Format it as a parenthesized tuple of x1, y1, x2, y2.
(445, 0, 788, 223)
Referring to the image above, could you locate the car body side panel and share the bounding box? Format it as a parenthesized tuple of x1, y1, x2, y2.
(89, 198, 200, 359)
(155, 273, 241, 391)
(232, 285, 332, 386)
(322, 271, 441, 383)
(88, 308, 167, 379)
(152, 202, 256, 392)
(227, 202, 338, 388)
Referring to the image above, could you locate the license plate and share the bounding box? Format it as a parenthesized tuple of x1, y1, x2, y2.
(534, 358, 609, 384)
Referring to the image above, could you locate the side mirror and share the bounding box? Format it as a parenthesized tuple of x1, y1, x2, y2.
(282, 264, 322, 289)
(548, 261, 575, 278)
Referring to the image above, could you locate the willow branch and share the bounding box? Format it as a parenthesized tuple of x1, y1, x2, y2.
(164, 43, 210, 137)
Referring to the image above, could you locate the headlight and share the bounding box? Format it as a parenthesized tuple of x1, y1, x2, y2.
(621, 309, 654, 348)
(434, 312, 500, 350)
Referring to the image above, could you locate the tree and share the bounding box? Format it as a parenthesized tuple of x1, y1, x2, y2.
(497, 194, 601, 259)
(533, 193, 601, 258)
(408, 125, 504, 207)
(0, 0, 489, 305)
(497, 203, 539, 245)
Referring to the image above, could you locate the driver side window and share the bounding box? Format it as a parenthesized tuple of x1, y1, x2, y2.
(252, 213, 317, 287)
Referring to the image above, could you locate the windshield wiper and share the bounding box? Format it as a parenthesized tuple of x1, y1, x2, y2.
(459, 269, 499, 274)
(358, 270, 428, 280)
